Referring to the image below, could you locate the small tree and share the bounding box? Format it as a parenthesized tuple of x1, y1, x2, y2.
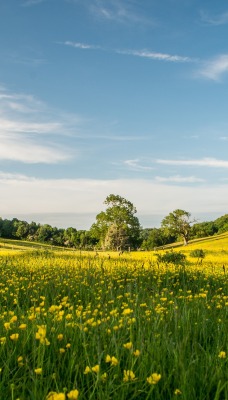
(161, 209, 194, 246)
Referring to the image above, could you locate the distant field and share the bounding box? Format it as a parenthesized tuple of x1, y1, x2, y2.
(0, 234, 227, 399)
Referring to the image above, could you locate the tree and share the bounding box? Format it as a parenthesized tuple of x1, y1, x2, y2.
(90, 194, 141, 250)
(161, 209, 194, 246)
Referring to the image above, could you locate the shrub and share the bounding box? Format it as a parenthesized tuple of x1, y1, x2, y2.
(156, 251, 186, 265)
(190, 249, 206, 259)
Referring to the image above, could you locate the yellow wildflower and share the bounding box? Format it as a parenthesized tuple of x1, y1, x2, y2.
(91, 364, 100, 373)
(174, 389, 182, 395)
(19, 324, 27, 330)
(10, 333, 19, 341)
(123, 370, 136, 382)
(46, 393, 66, 400)
(4, 322, 11, 330)
(34, 368, 42, 375)
(105, 355, 111, 363)
(101, 372, 108, 382)
(67, 389, 79, 399)
(133, 349, 140, 356)
(147, 373, 161, 385)
(0, 337, 6, 345)
(218, 351, 226, 359)
(57, 334, 64, 341)
(123, 342, 133, 350)
(84, 366, 91, 374)
(59, 348, 65, 354)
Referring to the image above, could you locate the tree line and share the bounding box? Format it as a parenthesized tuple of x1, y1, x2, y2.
(0, 194, 228, 250)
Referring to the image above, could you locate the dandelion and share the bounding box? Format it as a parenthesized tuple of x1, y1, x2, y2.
(174, 389, 182, 395)
(67, 390, 79, 399)
(218, 351, 226, 359)
(133, 349, 140, 356)
(57, 334, 64, 341)
(147, 373, 161, 385)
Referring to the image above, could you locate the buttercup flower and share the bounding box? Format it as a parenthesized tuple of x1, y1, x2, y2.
(147, 373, 161, 385)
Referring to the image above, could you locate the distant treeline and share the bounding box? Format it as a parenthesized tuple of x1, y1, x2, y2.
(0, 214, 228, 250)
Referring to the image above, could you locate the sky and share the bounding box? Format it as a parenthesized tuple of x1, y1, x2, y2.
(0, 0, 228, 230)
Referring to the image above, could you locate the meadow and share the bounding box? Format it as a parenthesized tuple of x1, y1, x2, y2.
(0, 237, 227, 400)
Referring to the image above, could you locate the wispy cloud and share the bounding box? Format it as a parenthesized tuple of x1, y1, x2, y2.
(0, 136, 69, 164)
(155, 175, 205, 183)
(197, 55, 228, 81)
(118, 49, 194, 63)
(157, 158, 228, 168)
(61, 41, 193, 64)
(124, 159, 154, 171)
(0, 88, 75, 164)
(89, 0, 151, 25)
(200, 10, 228, 26)
(63, 41, 101, 50)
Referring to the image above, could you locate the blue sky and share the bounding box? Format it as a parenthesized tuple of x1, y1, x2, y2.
(0, 0, 228, 229)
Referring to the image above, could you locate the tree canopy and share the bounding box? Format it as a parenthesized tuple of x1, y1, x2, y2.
(90, 194, 141, 250)
(161, 209, 193, 245)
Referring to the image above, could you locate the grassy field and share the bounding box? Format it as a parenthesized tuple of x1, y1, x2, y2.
(0, 235, 227, 399)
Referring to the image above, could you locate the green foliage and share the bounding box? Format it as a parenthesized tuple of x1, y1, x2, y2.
(190, 249, 206, 259)
(162, 209, 193, 245)
(90, 194, 141, 250)
(156, 251, 186, 265)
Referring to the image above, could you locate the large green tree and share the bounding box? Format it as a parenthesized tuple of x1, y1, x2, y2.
(90, 194, 141, 251)
(161, 209, 194, 245)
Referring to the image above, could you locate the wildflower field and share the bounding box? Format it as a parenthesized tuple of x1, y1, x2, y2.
(0, 239, 227, 399)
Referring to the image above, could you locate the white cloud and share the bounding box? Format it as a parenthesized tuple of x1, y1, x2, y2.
(63, 41, 101, 50)
(124, 159, 154, 171)
(197, 55, 228, 81)
(157, 158, 228, 168)
(155, 175, 205, 183)
(89, 0, 151, 25)
(0, 134, 70, 164)
(200, 10, 228, 26)
(0, 118, 62, 134)
(61, 41, 193, 64)
(0, 88, 76, 163)
(118, 49, 193, 63)
(0, 175, 227, 226)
